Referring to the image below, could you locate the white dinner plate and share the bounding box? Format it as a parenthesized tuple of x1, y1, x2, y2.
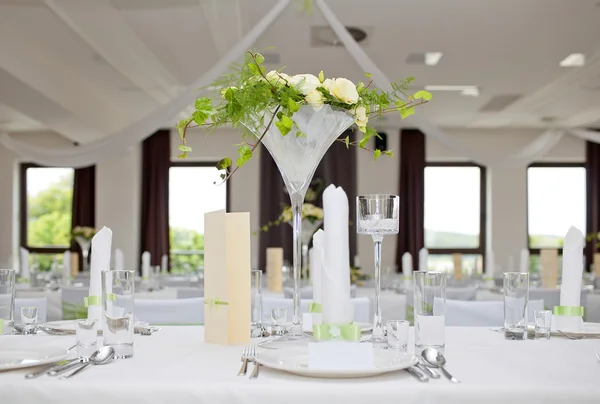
(43, 320, 81, 334)
(256, 346, 417, 378)
(0, 346, 68, 371)
(289, 322, 373, 334)
(552, 322, 600, 337)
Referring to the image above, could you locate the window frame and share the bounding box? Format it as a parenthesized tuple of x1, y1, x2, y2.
(424, 162, 487, 258)
(526, 162, 586, 255)
(19, 163, 75, 254)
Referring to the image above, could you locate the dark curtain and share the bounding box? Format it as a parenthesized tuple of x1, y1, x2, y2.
(141, 129, 171, 270)
(71, 165, 96, 271)
(257, 130, 358, 269)
(395, 129, 426, 272)
(586, 140, 600, 271)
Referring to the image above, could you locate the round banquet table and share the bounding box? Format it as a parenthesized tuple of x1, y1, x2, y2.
(1, 326, 599, 403)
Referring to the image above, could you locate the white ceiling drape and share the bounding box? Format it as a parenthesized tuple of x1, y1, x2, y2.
(0, 0, 598, 168)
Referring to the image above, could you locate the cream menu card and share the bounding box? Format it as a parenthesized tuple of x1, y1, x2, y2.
(594, 253, 600, 278)
(453, 253, 463, 280)
(266, 247, 283, 292)
(204, 210, 251, 345)
(540, 249, 559, 288)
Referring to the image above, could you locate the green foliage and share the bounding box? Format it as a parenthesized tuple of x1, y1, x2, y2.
(170, 227, 204, 273)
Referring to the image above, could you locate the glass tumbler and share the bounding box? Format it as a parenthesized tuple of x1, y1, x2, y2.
(76, 319, 98, 359)
(250, 270, 264, 337)
(21, 307, 38, 335)
(0, 269, 15, 334)
(270, 308, 287, 336)
(102, 270, 135, 359)
(413, 271, 446, 354)
(386, 320, 409, 352)
(534, 309, 552, 340)
(504, 272, 529, 340)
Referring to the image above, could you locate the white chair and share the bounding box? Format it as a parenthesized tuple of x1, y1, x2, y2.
(135, 298, 203, 325)
(14, 298, 48, 324)
(262, 297, 370, 323)
(61, 286, 89, 320)
(176, 287, 204, 299)
(445, 299, 544, 327)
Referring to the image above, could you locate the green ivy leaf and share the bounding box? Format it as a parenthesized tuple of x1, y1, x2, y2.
(413, 90, 432, 101)
(178, 145, 192, 152)
(275, 115, 293, 136)
(178, 152, 187, 159)
(359, 135, 370, 148)
(345, 135, 350, 149)
(237, 145, 253, 167)
(248, 63, 259, 75)
(318, 70, 324, 83)
(383, 150, 394, 156)
(373, 149, 382, 161)
(176, 117, 192, 139)
(216, 157, 232, 170)
(365, 72, 373, 79)
(220, 173, 226, 180)
(255, 53, 265, 65)
(400, 107, 415, 119)
(287, 98, 300, 114)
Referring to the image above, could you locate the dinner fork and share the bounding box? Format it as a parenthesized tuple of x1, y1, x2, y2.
(249, 346, 259, 379)
(557, 330, 584, 340)
(238, 346, 251, 376)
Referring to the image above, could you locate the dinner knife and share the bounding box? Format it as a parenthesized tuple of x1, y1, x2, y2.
(405, 366, 429, 382)
(47, 359, 85, 377)
(25, 358, 80, 379)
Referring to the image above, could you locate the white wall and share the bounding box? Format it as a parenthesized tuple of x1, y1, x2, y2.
(0, 128, 586, 275)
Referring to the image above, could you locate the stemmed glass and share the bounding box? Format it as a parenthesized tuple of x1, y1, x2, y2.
(357, 195, 399, 344)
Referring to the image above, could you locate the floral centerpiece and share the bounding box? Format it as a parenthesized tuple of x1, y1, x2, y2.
(71, 226, 96, 272)
(178, 50, 430, 338)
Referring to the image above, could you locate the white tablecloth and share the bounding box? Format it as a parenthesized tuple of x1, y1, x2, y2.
(1, 327, 599, 403)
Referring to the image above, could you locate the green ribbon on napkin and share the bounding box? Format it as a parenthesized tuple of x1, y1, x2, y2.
(16, 277, 29, 284)
(400, 275, 412, 281)
(0, 318, 4, 334)
(312, 323, 361, 341)
(204, 298, 229, 309)
(106, 293, 117, 301)
(482, 276, 494, 281)
(553, 306, 584, 316)
(142, 276, 149, 281)
(84, 295, 101, 307)
(308, 303, 322, 313)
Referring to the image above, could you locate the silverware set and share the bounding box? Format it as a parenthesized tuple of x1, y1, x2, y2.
(405, 348, 460, 383)
(24, 346, 116, 380)
(237, 345, 259, 379)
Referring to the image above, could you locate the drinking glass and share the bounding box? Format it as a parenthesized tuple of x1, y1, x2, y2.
(76, 319, 98, 359)
(251, 270, 264, 337)
(270, 308, 287, 336)
(386, 320, 409, 352)
(0, 269, 15, 334)
(504, 272, 529, 340)
(356, 195, 400, 344)
(20, 307, 38, 335)
(414, 271, 446, 354)
(152, 266, 161, 290)
(102, 270, 135, 359)
(534, 309, 552, 340)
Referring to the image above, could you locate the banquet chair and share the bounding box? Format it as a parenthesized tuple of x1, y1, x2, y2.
(61, 286, 89, 320)
(176, 287, 204, 299)
(135, 298, 204, 325)
(262, 297, 370, 323)
(444, 299, 544, 327)
(14, 297, 48, 324)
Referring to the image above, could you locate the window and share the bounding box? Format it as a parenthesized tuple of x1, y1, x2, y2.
(424, 163, 486, 271)
(527, 163, 586, 256)
(20, 164, 75, 270)
(169, 162, 228, 274)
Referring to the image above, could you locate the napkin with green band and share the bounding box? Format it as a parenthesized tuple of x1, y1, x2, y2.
(161, 254, 168, 274)
(402, 252, 412, 289)
(554, 226, 584, 331)
(114, 248, 124, 271)
(141, 251, 150, 280)
(63, 250, 71, 282)
(419, 247, 428, 271)
(519, 248, 530, 273)
(484, 249, 494, 281)
(88, 227, 112, 322)
(19, 247, 29, 282)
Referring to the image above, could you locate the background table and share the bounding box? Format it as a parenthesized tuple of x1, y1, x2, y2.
(1, 326, 599, 403)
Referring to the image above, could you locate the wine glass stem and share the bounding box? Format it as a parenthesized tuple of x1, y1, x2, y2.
(290, 193, 303, 336)
(372, 236, 384, 339)
(82, 248, 89, 272)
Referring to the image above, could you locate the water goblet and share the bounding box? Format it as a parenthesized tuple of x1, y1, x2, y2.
(357, 195, 400, 344)
(534, 310, 552, 340)
(21, 307, 38, 335)
(270, 308, 287, 336)
(76, 319, 98, 359)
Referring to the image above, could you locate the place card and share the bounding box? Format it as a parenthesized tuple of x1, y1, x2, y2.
(266, 247, 283, 292)
(540, 249, 559, 288)
(453, 253, 463, 280)
(308, 342, 374, 370)
(204, 210, 251, 345)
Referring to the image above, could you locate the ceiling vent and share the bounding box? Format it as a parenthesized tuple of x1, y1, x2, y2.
(479, 94, 522, 112)
(311, 26, 370, 47)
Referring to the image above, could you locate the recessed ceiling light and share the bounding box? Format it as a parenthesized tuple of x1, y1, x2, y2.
(424, 85, 479, 97)
(559, 53, 585, 67)
(424, 52, 443, 66)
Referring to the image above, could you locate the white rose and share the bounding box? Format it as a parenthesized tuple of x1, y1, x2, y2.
(331, 78, 359, 104)
(305, 90, 325, 110)
(322, 78, 334, 93)
(265, 70, 290, 86)
(290, 74, 320, 95)
(354, 105, 368, 132)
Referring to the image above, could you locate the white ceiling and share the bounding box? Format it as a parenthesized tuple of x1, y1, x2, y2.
(1, 0, 600, 143)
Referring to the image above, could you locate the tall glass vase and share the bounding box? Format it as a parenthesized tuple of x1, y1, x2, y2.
(75, 236, 91, 273)
(245, 105, 354, 340)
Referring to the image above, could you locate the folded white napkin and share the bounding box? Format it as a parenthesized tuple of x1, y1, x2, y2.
(560, 226, 584, 307)
(519, 248, 529, 273)
(484, 250, 494, 278)
(19, 247, 29, 279)
(114, 248, 124, 271)
(402, 252, 413, 276)
(322, 185, 352, 324)
(63, 250, 71, 281)
(88, 227, 113, 321)
(311, 231, 325, 305)
(419, 248, 428, 271)
(161, 254, 168, 274)
(141, 251, 151, 279)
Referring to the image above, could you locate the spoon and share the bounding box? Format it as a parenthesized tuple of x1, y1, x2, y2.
(60, 346, 115, 379)
(421, 348, 461, 383)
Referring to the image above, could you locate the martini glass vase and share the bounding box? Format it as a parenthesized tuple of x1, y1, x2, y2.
(75, 236, 91, 273)
(245, 105, 354, 340)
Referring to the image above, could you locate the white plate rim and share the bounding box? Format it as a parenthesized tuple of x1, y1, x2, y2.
(0, 346, 69, 371)
(256, 347, 417, 378)
(292, 322, 373, 333)
(552, 321, 600, 336)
